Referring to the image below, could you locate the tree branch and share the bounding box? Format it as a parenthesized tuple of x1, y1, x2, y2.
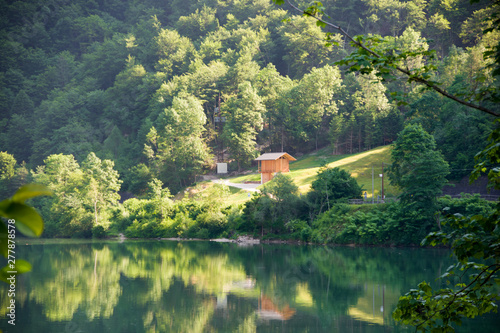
(283, 0, 499, 117)
(415, 263, 500, 330)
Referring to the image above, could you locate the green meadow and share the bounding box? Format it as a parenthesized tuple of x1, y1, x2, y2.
(225, 145, 398, 202)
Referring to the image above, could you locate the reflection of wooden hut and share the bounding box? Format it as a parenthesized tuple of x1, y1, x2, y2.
(255, 153, 296, 184)
(257, 294, 295, 321)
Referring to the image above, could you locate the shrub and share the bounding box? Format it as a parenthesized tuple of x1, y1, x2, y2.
(308, 167, 363, 215)
(172, 212, 196, 237)
(195, 228, 210, 239)
(197, 210, 228, 238)
(438, 194, 494, 217)
(285, 219, 312, 241)
(92, 225, 106, 238)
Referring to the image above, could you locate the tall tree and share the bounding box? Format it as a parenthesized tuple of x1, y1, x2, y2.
(154, 28, 194, 78)
(81, 152, 122, 227)
(0, 151, 16, 181)
(287, 65, 342, 150)
(278, 15, 344, 78)
(175, 5, 219, 41)
(254, 63, 295, 151)
(388, 124, 450, 217)
(32, 154, 90, 237)
(222, 82, 264, 171)
(145, 94, 211, 192)
(147, 178, 173, 221)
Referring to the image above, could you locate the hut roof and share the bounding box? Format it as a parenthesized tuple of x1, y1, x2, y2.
(255, 152, 296, 161)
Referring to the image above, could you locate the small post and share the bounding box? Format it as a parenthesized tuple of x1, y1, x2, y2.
(379, 169, 384, 203)
(381, 163, 385, 201)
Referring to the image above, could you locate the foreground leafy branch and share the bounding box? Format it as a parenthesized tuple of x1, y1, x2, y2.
(273, 0, 499, 117)
(393, 120, 500, 331)
(0, 184, 51, 282)
(393, 213, 500, 331)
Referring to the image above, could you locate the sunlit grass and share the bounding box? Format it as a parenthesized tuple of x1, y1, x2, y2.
(188, 146, 399, 205)
(291, 146, 398, 198)
(228, 173, 261, 183)
(177, 181, 254, 206)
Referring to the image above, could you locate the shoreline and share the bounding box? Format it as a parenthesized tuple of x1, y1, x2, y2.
(19, 235, 449, 249)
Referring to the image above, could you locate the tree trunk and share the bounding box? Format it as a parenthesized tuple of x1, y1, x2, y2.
(281, 126, 284, 152)
(358, 127, 361, 152)
(94, 200, 98, 226)
(349, 129, 353, 154)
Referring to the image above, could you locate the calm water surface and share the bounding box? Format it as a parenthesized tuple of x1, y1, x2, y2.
(1, 240, 499, 332)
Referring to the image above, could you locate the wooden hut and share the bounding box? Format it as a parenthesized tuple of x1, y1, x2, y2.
(255, 152, 296, 184)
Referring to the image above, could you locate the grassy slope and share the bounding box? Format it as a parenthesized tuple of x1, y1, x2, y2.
(229, 145, 398, 199)
(174, 181, 253, 205)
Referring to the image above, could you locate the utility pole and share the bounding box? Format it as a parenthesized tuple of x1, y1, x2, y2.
(372, 166, 374, 204)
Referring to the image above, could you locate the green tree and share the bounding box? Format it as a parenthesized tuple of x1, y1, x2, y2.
(175, 6, 219, 41)
(0, 152, 29, 199)
(246, 173, 302, 235)
(154, 28, 194, 78)
(102, 125, 126, 160)
(145, 94, 211, 192)
(31, 154, 90, 237)
(351, 72, 393, 150)
(278, 15, 343, 78)
(287, 65, 342, 150)
(32, 153, 121, 237)
(123, 163, 152, 196)
(0, 152, 15, 181)
(254, 63, 295, 150)
(222, 82, 264, 171)
(262, 172, 299, 203)
(104, 56, 157, 138)
(388, 124, 450, 218)
(308, 166, 363, 214)
(147, 178, 173, 221)
(82, 152, 122, 227)
(362, 0, 427, 37)
(0, 152, 16, 199)
(3, 90, 34, 162)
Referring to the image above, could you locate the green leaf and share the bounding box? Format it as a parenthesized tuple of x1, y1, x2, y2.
(0, 259, 32, 283)
(316, 20, 326, 28)
(0, 222, 7, 257)
(1, 201, 44, 237)
(11, 184, 52, 203)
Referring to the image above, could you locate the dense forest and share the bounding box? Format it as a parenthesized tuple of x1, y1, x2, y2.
(0, 0, 498, 240)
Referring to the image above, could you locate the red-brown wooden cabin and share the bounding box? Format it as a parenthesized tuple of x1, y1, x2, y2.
(255, 152, 296, 184)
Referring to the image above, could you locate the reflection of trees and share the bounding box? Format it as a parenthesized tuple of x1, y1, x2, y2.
(11, 241, 457, 332)
(0, 274, 27, 317)
(27, 245, 122, 321)
(226, 244, 454, 330)
(142, 280, 215, 333)
(16, 241, 250, 330)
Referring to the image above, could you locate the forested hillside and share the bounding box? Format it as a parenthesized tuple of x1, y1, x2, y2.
(0, 0, 498, 196)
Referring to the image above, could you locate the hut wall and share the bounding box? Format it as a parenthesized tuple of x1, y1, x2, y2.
(260, 160, 275, 173)
(276, 158, 289, 173)
(261, 172, 273, 184)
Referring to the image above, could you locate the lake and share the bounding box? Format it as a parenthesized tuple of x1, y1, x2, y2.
(1, 240, 499, 332)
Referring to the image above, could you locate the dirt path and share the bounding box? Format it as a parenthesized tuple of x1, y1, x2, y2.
(211, 179, 260, 192)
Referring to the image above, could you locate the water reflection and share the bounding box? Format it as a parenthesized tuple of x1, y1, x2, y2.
(1, 240, 498, 332)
